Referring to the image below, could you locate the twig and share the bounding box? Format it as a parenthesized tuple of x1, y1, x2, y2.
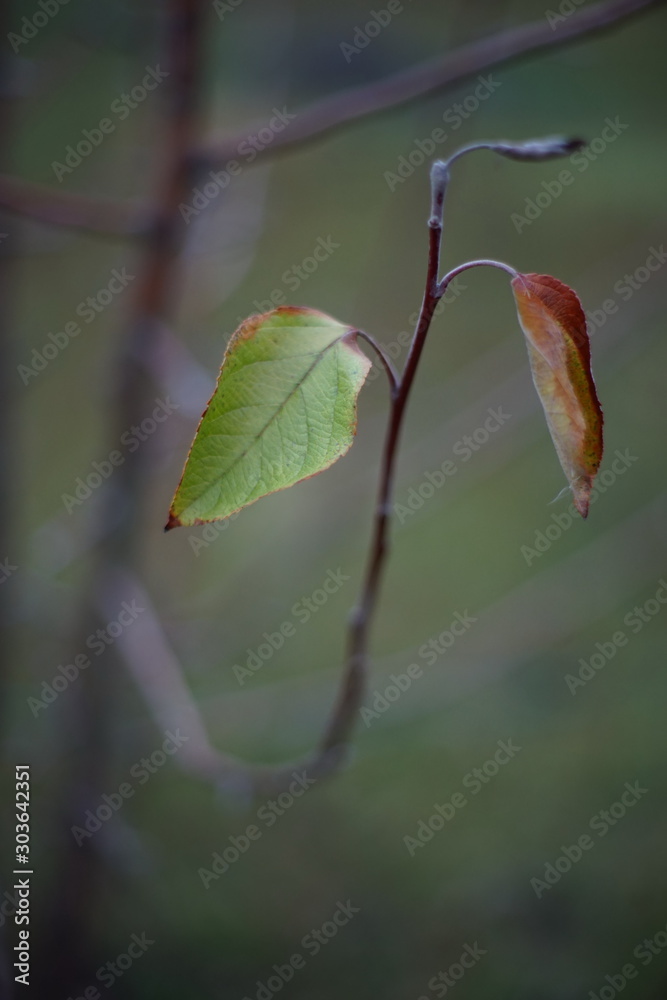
(297, 135, 580, 778)
(309, 162, 449, 768)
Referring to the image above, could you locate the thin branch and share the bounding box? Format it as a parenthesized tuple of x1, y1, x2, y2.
(313, 163, 448, 765)
(438, 257, 518, 297)
(354, 329, 400, 396)
(198, 0, 662, 168)
(0, 0, 661, 236)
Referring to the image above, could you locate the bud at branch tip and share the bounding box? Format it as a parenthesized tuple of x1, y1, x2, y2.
(429, 160, 449, 226)
(490, 135, 586, 162)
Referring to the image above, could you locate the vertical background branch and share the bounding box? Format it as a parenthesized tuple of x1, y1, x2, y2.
(41, 1, 207, 991)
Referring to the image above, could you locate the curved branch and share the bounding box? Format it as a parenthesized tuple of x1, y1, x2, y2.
(355, 329, 400, 397)
(438, 258, 518, 297)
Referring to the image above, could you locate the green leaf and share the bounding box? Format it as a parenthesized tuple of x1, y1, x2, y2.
(166, 307, 371, 528)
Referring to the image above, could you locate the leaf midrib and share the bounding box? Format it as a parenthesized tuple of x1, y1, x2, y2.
(182, 333, 349, 517)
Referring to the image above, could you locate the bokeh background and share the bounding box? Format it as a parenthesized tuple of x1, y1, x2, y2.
(2, 0, 667, 997)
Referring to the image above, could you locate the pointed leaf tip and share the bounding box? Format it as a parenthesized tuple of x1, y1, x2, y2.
(166, 306, 371, 527)
(511, 272, 603, 517)
(164, 511, 182, 532)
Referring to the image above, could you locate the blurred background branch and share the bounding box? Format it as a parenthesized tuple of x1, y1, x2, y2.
(0, 0, 661, 237)
(39, 0, 208, 990)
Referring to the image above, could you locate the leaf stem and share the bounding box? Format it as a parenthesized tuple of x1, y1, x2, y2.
(438, 258, 518, 297)
(354, 330, 400, 398)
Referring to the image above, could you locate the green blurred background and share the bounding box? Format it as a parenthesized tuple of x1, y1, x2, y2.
(3, 0, 667, 996)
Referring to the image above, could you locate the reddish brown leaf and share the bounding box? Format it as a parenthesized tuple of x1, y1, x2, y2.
(511, 272, 603, 517)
